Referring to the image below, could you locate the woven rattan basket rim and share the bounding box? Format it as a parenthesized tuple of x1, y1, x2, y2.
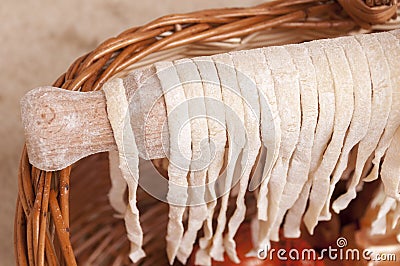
(15, 0, 400, 265)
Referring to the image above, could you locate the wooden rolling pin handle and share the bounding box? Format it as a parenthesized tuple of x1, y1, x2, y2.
(21, 68, 169, 171)
(21, 87, 116, 171)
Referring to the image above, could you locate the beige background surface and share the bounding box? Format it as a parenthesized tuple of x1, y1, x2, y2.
(0, 1, 263, 264)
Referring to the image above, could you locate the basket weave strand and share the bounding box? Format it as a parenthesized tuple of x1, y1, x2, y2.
(15, 0, 400, 265)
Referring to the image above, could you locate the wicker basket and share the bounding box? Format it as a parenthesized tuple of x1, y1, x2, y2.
(15, 1, 400, 265)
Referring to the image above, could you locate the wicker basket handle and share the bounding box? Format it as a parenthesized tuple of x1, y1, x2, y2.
(339, 0, 398, 28)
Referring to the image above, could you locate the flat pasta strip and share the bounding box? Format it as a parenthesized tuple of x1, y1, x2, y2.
(155, 61, 192, 264)
(259, 45, 301, 243)
(380, 126, 400, 201)
(108, 150, 127, 215)
(192, 56, 227, 266)
(284, 41, 335, 238)
(320, 36, 371, 220)
(223, 50, 262, 263)
(364, 32, 400, 182)
(363, 184, 399, 241)
(392, 204, 400, 233)
(103, 78, 145, 263)
(174, 58, 210, 264)
(303, 38, 354, 234)
(270, 43, 318, 238)
(333, 34, 392, 213)
(250, 48, 281, 222)
(209, 53, 246, 261)
(371, 196, 397, 235)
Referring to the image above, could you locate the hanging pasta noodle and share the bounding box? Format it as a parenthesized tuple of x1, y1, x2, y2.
(103, 78, 145, 263)
(270, 42, 318, 239)
(356, 184, 400, 261)
(174, 58, 210, 264)
(251, 48, 281, 222)
(393, 205, 400, 234)
(108, 150, 127, 216)
(223, 50, 261, 263)
(259, 45, 301, 244)
(239, 48, 282, 255)
(366, 183, 400, 239)
(380, 126, 400, 201)
(333, 34, 392, 213)
(363, 32, 400, 183)
(284, 40, 335, 238)
(209, 53, 246, 261)
(154, 61, 192, 264)
(320, 35, 371, 221)
(371, 196, 397, 235)
(193, 56, 227, 266)
(303, 38, 354, 234)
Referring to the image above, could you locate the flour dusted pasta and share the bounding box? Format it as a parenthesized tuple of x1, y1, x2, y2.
(103, 79, 145, 263)
(102, 29, 400, 265)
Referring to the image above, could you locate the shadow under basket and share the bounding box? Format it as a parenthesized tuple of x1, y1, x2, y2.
(15, 0, 400, 265)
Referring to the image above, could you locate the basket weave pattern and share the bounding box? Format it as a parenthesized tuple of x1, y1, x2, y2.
(15, 0, 400, 265)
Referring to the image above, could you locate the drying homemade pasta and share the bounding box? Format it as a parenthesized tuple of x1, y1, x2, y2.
(104, 29, 400, 265)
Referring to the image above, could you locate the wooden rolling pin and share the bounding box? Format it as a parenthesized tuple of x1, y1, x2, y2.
(21, 66, 169, 171)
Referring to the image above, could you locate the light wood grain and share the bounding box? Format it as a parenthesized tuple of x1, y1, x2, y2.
(21, 66, 169, 171)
